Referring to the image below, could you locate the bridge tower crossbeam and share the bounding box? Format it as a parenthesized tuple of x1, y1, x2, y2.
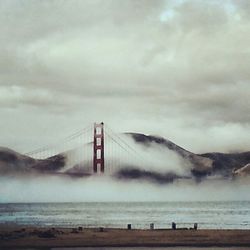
(93, 122, 104, 173)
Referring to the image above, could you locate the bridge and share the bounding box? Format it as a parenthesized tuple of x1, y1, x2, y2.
(25, 123, 143, 175)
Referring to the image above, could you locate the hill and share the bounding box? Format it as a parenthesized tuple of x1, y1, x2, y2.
(128, 133, 250, 178)
(0, 133, 250, 183)
(0, 147, 65, 175)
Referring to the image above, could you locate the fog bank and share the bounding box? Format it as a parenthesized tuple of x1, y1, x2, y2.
(1, 176, 250, 203)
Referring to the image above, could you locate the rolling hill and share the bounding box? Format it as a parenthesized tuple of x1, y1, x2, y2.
(0, 133, 250, 183)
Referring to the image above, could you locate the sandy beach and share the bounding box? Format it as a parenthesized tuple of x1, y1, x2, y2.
(1, 226, 250, 249)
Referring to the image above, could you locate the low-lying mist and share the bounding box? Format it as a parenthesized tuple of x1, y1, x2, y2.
(62, 133, 193, 177)
(1, 175, 250, 203)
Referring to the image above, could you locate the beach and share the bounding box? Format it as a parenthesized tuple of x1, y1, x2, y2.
(1, 226, 250, 249)
(1, 202, 250, 249)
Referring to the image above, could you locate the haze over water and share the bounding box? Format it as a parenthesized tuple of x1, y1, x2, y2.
(1, 201, 250, 230)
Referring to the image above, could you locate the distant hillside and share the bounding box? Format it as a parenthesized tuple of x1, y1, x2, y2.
(0, 147, 65, 175)
(126, 133, 213, 177)
(200, 152, 250, 177)
(0, 147, 36, 174)
(126, 133, 250, 179)
(0, 133, 250, 183)
(233, 163, 250, 177)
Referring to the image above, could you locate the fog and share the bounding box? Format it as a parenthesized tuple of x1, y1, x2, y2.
(60, 133, 192, 176)
(1, 0, 250, 203)
(1, 176, 250, 203)
(123, 136, 192, 175)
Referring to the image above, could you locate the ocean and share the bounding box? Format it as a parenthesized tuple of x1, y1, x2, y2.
(0, 201, 250, 229)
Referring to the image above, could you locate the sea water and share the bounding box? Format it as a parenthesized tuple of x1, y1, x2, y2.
(0, 201, 250, 229)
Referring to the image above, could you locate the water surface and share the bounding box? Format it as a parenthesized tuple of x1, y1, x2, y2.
(0, 201, 250, 229)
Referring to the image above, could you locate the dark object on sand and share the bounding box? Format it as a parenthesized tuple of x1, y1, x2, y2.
(38, 230, 56, 238)
(78, 227, 83, 231)
(194, 223, 198, 230)
(99, 227, 104, 232)
(71, 228, 79, 234)
(172, 222, 176, 230)
(127, 224, 132, 230)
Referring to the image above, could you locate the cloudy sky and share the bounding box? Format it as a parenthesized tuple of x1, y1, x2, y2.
(0, 0, 250, 154)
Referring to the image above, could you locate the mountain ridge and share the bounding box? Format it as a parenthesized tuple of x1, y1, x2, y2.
(0, 133, 250, 183)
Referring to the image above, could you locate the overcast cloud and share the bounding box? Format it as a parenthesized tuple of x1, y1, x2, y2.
(0, 0, 250, 154)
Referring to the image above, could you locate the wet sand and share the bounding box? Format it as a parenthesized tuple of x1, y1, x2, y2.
(1, 226, 250, 249)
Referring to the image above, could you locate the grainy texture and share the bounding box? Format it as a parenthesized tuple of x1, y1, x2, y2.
(1, 227, 250, 248)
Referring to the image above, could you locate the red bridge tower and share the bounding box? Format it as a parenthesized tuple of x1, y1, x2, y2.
(93, 122, 104, 173)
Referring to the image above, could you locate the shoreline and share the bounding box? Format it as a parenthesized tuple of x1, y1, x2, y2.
(1, 226, 250, 248)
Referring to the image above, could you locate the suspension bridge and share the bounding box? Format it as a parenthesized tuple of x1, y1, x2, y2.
(25, 123, 143, 175)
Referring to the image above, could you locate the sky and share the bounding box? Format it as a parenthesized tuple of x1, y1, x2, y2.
(0, 0, 250, 154)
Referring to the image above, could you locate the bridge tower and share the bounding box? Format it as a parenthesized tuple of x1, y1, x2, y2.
(93, 122, 104, 173)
